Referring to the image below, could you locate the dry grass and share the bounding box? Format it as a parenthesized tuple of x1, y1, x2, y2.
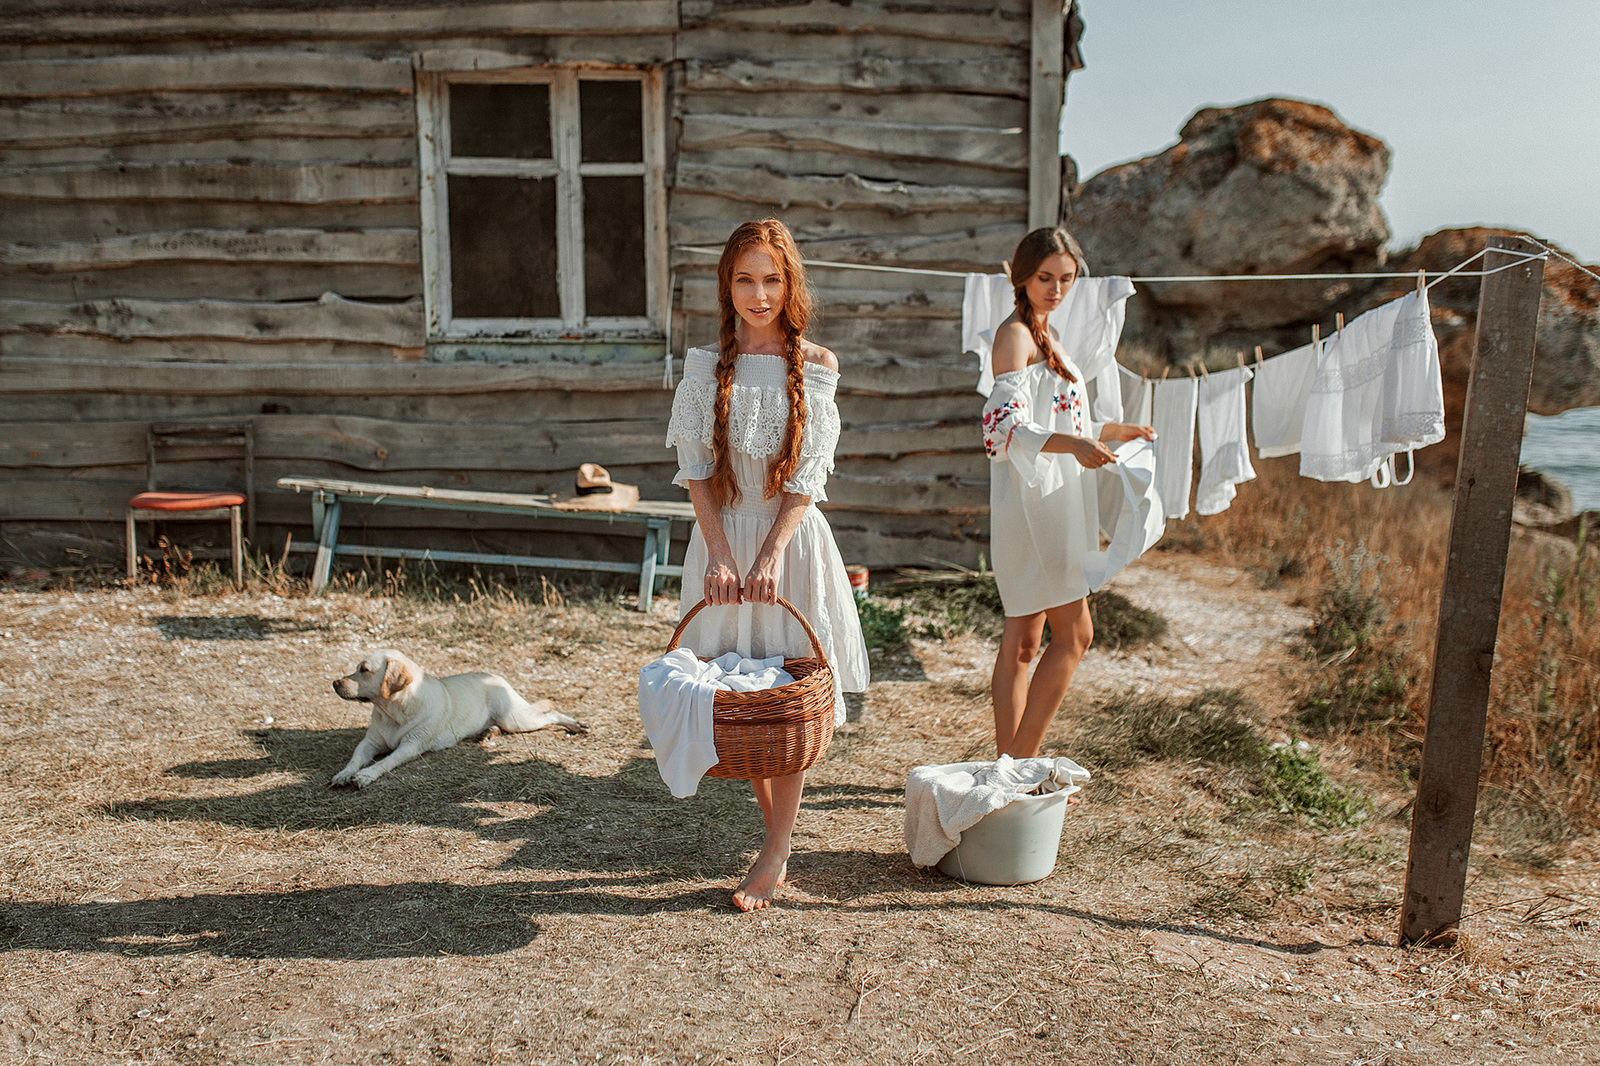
(1185, 455, 1600, 842)
(3, 544, 1600, 1063)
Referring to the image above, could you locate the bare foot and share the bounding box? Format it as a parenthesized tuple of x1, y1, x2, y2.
(732, 852, 788, 912)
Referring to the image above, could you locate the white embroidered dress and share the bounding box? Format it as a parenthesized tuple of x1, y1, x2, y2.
(666, 348, 869, 726)
(982, 358, 1100, 617)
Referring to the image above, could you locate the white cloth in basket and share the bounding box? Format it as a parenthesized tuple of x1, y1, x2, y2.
(903, 755, 1090, 867)
(638, 649, 795, 798)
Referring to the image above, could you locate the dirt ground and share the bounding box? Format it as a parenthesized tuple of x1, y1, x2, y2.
(2, 552, 1597, 1065)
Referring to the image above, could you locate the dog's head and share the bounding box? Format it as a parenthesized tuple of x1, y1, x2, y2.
(332, 650, 420, 705)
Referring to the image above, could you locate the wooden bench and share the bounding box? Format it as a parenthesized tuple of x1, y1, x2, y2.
(277, 476, 695, 611)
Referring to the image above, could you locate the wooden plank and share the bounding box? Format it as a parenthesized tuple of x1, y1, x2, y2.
(674, 144, 1022, 190)
(683, 56, 1028, 95)
(0, 52, 414, 96)
(0, 333, 422, 365)
(680, 312, 969, 366)
(683, 0, 1029, 47)
(0, 356, 664, 395)
(0, 134, 419, 167)
(0, 262, 421, 303)
(680, 275, 961, 320)
(0, 199, 420, 244)
(1, 294, 422, 346)
(2, 2, 681, 44)
(673, 162, 1026, 214)
(679, 112, 1025, 170)
(1400, 235, 1548, 946)
(678, 89, 1028, 130)
(0, 161, 415, 203)
(0, 414, 979, 474)
(2, 350, 975, 397)
(674, 219, 1022, 271)
(2, 228, 417, 269)
(0, 379, 984, 424)
(677, 28, 1022, 64)
(0, 91, 415, 148)
(1028, 0, 1065, 229)
(413, 35, 679, 72)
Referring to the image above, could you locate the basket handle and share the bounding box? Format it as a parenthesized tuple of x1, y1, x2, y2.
(667, 595, 828, 662)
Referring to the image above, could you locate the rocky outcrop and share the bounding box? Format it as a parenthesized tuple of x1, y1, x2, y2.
(1067, 98, 1391, 360)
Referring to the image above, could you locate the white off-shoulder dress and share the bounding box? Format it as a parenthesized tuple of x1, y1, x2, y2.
(666, 347, 870, 726)
(982, 358, 1100, 617)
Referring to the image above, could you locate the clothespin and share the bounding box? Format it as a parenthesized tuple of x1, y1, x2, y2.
(1312, 323, 1320, 348)
(1416, 269, 1426, 295)
(1335, 312, 1345, 334)
(1160, 365, 1170, 381)
(1253, 345, 1263, 366)
(1237, 350, 1247, 369)
(1001, 259, 1012, 282)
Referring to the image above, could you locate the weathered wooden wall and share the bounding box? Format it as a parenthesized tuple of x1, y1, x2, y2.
(1, 0, 1052, 573)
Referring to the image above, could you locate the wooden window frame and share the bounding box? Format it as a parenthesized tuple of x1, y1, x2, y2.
(416, 65, 668, 342)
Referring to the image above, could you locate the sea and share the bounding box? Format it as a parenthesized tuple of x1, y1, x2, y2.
(1521, 406, 1600, 512)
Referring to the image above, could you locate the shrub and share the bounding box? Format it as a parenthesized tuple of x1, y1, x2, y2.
(856, 595, 909, 650)
(1087, 588, 1169, 650)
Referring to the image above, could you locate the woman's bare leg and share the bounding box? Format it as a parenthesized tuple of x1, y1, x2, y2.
(992, 612, 1047, 754)
(735, 771, 803, 911)
(1005, 598, 1094, 758)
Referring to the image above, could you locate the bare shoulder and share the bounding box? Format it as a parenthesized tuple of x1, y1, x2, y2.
(800, 340, 839, 373)
(990, 319, 1035, 376)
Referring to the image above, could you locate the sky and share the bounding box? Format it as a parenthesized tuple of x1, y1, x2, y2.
(1061, 0, 1600, 264)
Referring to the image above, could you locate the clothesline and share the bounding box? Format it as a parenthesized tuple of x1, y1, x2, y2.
(677, 244, 1551, 285)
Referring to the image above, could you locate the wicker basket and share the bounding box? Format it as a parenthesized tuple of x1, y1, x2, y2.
(666, 596, 837, 780)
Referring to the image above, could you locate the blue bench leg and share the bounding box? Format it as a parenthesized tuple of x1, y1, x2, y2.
(311, 495, 342, 592)
(639, 522, 659, 613)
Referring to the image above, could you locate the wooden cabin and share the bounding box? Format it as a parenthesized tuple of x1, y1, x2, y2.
(0, 0, 1080, 577)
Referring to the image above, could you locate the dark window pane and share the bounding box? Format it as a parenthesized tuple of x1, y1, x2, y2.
(449, 176, 558, 319)
(451, 83, 551, 159)
(583, 176, 647, 318)
(579, 80, 643, 163)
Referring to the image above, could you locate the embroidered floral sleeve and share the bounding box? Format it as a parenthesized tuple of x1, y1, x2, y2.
(983, 374, 1065, 496)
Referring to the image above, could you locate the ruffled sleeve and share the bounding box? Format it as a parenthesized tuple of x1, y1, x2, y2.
(782, 364, 842, 499)
(983, 372, 1064, 497)
(666, 348, 717, 486)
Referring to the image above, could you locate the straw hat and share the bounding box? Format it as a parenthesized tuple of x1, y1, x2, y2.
(550, 463, 639, 512)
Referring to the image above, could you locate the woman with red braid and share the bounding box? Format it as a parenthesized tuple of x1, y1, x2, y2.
(666, 219, 869, 912)
(981, 227, 1156, 759)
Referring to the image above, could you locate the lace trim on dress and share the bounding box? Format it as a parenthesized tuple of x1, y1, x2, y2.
(666, 376, 841, 461)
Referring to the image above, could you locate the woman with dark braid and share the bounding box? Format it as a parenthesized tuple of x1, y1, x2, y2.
(666, 218, 868, 911)
(981, 227, 1156, 758)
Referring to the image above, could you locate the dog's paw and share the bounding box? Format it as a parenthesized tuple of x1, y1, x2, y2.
(331, 769, 356, 788)
(560, 715, 590, 735)
(352, 768, 381, 789)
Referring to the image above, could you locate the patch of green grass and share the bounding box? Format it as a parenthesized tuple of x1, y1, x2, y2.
(1297, 540, 1416, 737)
(856, 595, 910, 650)
(1304, 540, 1391, 657)
(1082, 689, 1366, 827)
(1259, 743, 1367, 827)
(900, 572, 1006, 640)
(1087, 589, 1169, 650)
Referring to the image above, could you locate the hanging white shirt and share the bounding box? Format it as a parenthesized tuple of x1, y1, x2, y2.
(1251, 340, 1319, 459)
(965, 272, 1136, 424)
(1195, 366, 1257, 516)
(1151, 376, 1199, 520)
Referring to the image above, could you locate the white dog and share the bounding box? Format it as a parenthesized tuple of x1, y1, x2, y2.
(330, 649, 585, 788)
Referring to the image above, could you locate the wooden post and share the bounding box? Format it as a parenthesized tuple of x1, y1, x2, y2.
(1028, 0, 1065, 230)
(1399, 235, 1547, 946)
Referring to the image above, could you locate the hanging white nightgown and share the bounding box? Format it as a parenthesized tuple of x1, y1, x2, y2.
(666, 348, 870, 727)
(981, 357, 1100, 616)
